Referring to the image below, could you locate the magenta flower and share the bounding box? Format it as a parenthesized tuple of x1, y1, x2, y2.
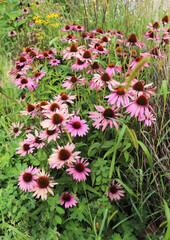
(62, 74, 86, 90)
(89, 105, 122, 131)
(30, 169, 58, 200)
(106, 63, 121, 76)
(49, 59, 60, 66)
(10, 122, 23, 138)
(73, 24, 85, 31)
(124, 33, 146, 49)
(26, 130, 46, 149)
(48, 143, 80, 169)
(18, 166, 39, 192)
(92, 44, 110, 54)
(141, 47, 165, 59)
(107, 180, 125, 201)
(65, 116, 89, 137)
(61, 24, 71, 32)
(89, 72, 118, 91)
(14, 77, 36, 90)
(125, 95, 155, 120)
(60, 192, 78, 208)
(66, 158, 91, 182)
(41, 128, 59, 143)
(71, 58, 90, 71)
(130, 56, 149, 70)
(87, 62, 104, 74)
(130, 79, 156, 97)
(139, 109, 156, 126)
(105, 86, 133, 108)
(55, 92, 76, 104)
(79, 49, 97, 63)
(16, 140, 34, 156)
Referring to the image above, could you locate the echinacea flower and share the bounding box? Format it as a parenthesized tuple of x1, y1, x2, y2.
(41, 100, 62, 113)
(106, 63, 121, 76)
(8, 30, 17, 37)
(139, 109, 156, 126)
(66, 158, 91, 181)
(10, 122, 23, 138)
(62, 74, 86, 90)
(65, 116, 89, 137)
(105, 86, 133, 108)
(86, 62, 104, 74)
(92, 44, 110, 54)
(60, 34, 78, 44)
(130, 79, 156, 97)
(41, 128, 59, 143)
(130, 56, 149, 70)
(20, 103, 37, 117)
(61, 44, 83, 60)
(60, 192, 78, 208)
(18, 166, 39, 192)
(16, 140, 34, 156)
(21, 8, 30, 14)
(61, 24, 71, 32)
(124, 33, 146, 49)
(125, 95, 156, 120)
(75, 24, 85, 32)
(71, 58, 90, 71)
(79, 50, 97, 63)
(89, 105, 122, 131)
(141, 47, 165, 59)
(55, 92, 76, 104)
(41, 107, 70, 130)
(31, 169, 57, 200)
(26, 130, 46, 149)
(48, 143, 80, 169)
(107, 180, 125, 201)
(49, 59, 60, 66)
(89, 72, 118, 91)
(14, 77, 36, 90)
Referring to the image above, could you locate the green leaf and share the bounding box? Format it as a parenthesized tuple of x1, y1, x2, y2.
(88, 142, 100, 157)
(115, 178, 137, 198)
(56, 207, 65, 215)
(85, 184, 101, 196)
(54, 215, 62, 224)
(126, 126, 138, 150)
(163, 199, 170, 240)
(138, 141, 152, 171)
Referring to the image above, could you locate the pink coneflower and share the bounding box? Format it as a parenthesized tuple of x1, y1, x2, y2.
(26, 130, 46, 149)
(79, 50, 97, 63)
(19, 94, 27, 102)
(113, 30, 125, 39)
(48, 143, 80, 169)
(62, 74, 86, 90)
(33, 71, 46, 82)
(105, 86, 133, 108)
(66, 158, 91, 182)
(130, 56, 149, 70)
(18, 166, 39, 192)
(89, 105, 122, 131)
(38, 51, 51, 59)
(16, 140, 34, 156)
(93, 44, 110, 54)
(41, 128, 59, 143)
(25, 126, 34, 133)
(125, 95, 155, 120)
(88, 72, 118, 91)
(55, 92, 76, 104)
(61, 44, 83, 60)
(139, 109, 156, 126)
(20, 103, 37, 117)
(162, 15, 169, 25)
(29, 22, 35, 27)
(14, 77, 36, 90)
(86, 62, 104, 74)
(91, 28, 104, 34)
(70, 22, 78, 31)
(144, 30, 160, 41)
(49, 59, 60, 66)
(141, 47, 164, 59)
(107, 180, 125, 201)
(60, 192, 78, 208)
(8, 30, 17, 37)
(75, 24, 85, 32)
(21, 8, 30, 14)
(71, 58, 90, 71)
(60, 34, 78, 44)
(10, 122, 23, 138)
(130, 79, 156, 97)
(146, 21, 160, 31)
(41, 100, 62, 113)
(125, 33, 146, 49)
(106, 63, 121, 76)
(85, 33, 95, 40)
(100, 35, 111, 45)
(61, 24, 71, 32)
(31, 169, 57, 200)
(65, 116, 89, 137)
(41, 108, 70, 130)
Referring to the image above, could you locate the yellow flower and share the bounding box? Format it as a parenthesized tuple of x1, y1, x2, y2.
(37, 36, 44, 40)
(50, 23, 59, 28)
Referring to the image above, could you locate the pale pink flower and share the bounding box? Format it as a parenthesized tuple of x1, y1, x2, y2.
(66, 158, 91, 182)
(33, 71, 46, 82)
(14, 77, 36, 90)
(91, 28, 105, 34)
(88, 72, 118, 91)
(107, 180, 125, 201)
(74, 24, 85, 32)
(20, 103, 37, 117)
(89, 105, 122, 131)
(19, 94, 27, 102)
(60, 192, 78, 208)
(92, 44, 110, 54)
(29, 22, 35, 27)
(62, 74, 86, 90)
(18, 166, 39, 192)
(8, 30, 17, 37)
(71, 58, 90, 71)
(49, 59, 60, 66)
(86, 62, 104, 74)
(21, 8, 30, 14)
(79, 50, 97, 63)
(141, 47, 165, 59)
(41, 100, 63, 113)
(60, 34, 78, 44)
(146, 21, 160, 31)
(16, 140, 34, 156)
(48, 143, 80, 169)
(65, 116, 89, 137)
(144, 30, 160, 41)
(125, 95, 156, 120)
(61, 44, 83, 60)
(130, 56, 149, 70)
(30, 169, 58, 200)
(139, 109, 156, 126)
(40, 128, 59, 143)
(105, 86, 133, 107)
(26, 130, 46, 149)
(106, 63, 121, 76)
(41, 108, 70, 130)
(61, 24, 71, 32)
(124, 33, 146, 49)
(10, 122, 23, 138)
(55, 92, 76, 104)
(130, 79, 156, 97)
